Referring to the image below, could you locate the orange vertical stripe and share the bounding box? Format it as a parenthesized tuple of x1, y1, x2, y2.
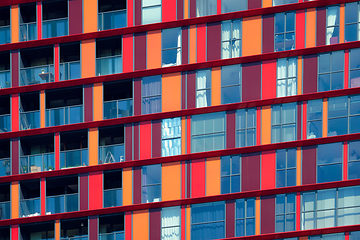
(206, 157, 220, 196)
(340, 4, 345, 43)
(186, 205, 191, 240)
(40, 90, 45, 128)
(81, 39, 96, 78)
(181, 117, 186, 155)
(297, 56, 302, 95)
(147, 30, 162, 69)
(123, 167, 133, 205)
(93, 82, 103, 121)
(11, 181, 19, 219)
(211, 67, 221, 106)
(263, 0, 272, 8)
(133, 210, 149, 240)
(83, 0, 97, 33)
(255, 196, 261, 235)
(184, 0, 189, 19)
(299, 237, 308, 240)
(297, 147, 301, 185)
(242, 16, 262, 56)
(306, 8, 316, 48)
(11, 5, 19, 43)
(162, 72, 181, 112)
(323, 98, 328, 137)
(162, 162, 181, 201)
(89, 128, 98, 166)
(55, 220, 60, 240)
(261, 106, 272, 144)
(189, 25, 197, 64)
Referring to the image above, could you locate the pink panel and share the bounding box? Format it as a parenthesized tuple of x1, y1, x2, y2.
(152, 120, 161, 158)
(225, 200, 235, 237)
(68, 0, 82, 35)
(345, 50, 349, 89)
(89, 215, 98, 240)
(55, 133, 60, 170)
(187, 116, 191, 154)
(261, 150, 276, 190)
(125, 211, 132, 240)
(197, 24, 206, 63)
(181, 206, 185, 240)
(226, 110, 235, 149)
(140, 121, 152, 160)
(84, 84, 93, 122)
(41, 178, 45, 215)
(89, 171, 103, 210)
(162, 0, 176, 22)
(123, 34, 133, 73)
(11, 225, 18, 240)
(127, 0, 133, 27)
(11, 50, 19, 87)
(296, 10, 305, 49)
(11, 94, 19, 131)
(79, 173, 88, 211)
(125, 123, 133, 161)
(11, 138, 19, 175)
(262, 59, 277, 100)
(256, 107, 261, 145)
(54, 44, 59, 82)
(37, 2, 42, 39)
(302, 101, 307, 140)
(296, 192, 301, 230)
(191, 159, 205, 198)
(344, 141, 348, 181)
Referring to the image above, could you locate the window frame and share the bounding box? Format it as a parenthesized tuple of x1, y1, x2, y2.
(307, 99, 323, 139)
(161, 27, 182, 67)
(161, 117, 181, 157)
(271, 102, 297, 143)
(221, 64, 242, 104)
(196, 69, 212, 108)
(274, 11, 296, 52)
(141, 75, 162, 114)
(348, 140, 360, 180)
(317, 51, 344, 92)
(345, 2, 360, 42)
(349, 48, 360, 88)
(276, 57, 298, 97)
(316, 142, 343, 184)
(235, 108, 256, 148)
(275, 193, 296, 233)
(235, 198, 256, 237)
(221, 19, 242, 59)
(141, 0, 162, 25)
(220, 155, 241, 194)
(276, 148, 296, 188)
(326, 5, 340, 45)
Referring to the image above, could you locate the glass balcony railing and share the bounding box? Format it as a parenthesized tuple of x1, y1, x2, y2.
(60, 149, 88, 169)
(20, 153, 55, 174)
(20, 22, 37, 41)
(61, 237, 88, 240)
(46, 193, 78, 214)
(43, 18, 68, 39)
(46, 105, 83, 127)
(0, 201, 10, 220)
(0, 71, 10, 89)
(96, 56, 122, 76)
(98, 9, 126, 31)
(0, 114, 10, 133)
(103, 99, 133, 120)
(60, 61, 81, 81)
(20, 110, 40, 130)
(20, 198, 40, 217)
(0, 158, 10, 177)
(20, 65, 55, 86)
(103, 188, 122, 208)
(99, 144, 124, 164)
(0, 26, 10, 44)
(99, 232, 124, 240)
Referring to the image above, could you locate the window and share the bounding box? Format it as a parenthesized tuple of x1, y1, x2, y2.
(196, 0, 217, 17)
(99, 125, 125, 164)
(20, 222, 55, 240)
(236, 108, 256, 147)
(236, 198, 255, 237)
(275, 12, 295, 52)
(307, 99, 323, 139)
(221, 155, 240, 194)
(60, 42, 81, 81)
(350, 231, 360, 239)
(191, 112, 226, 153)
(20, 92, 40, 130)
(221, 0, 247, 13)
(142, 164, 161, 203)
(271, 102, 297, 143)
(20, 179, 40, 217)
(0, 140, 10, 177)
(42, 0, 68, 39)
(0, 226, 10, 240)
(99, 213, 125, 239)
(273, 0, 298, 6)
(0, 51, 11, 89)
(318, 51, 344, 92)
(191, 201, 225, 240)
(96, 37, 122, 76)
(326, 6, 340, 45)
(317, 142, 342, 183)
(277, 57, 297, 97)
(349, 140, 360, 180)
(345, 2, 360, 43)
(350, 48, 360, 88)
(309, 233, 345, 240)
(142, 0, 161, 24)
(221, 20, 241, 59)
(0, 95, 10, 132)
(20, 3, 37, 42)
(0, 7, 10, 44)
(60, 130, 88, 169)
(276, 194, 296, 232)
(162, 28, 181, 67)
(103, 80, 133, 119)
(162, 206, 181, 240)
(61, 218, 88, 239)
(103, 170, 122, 208)
(0, 183, 10, 220)
(196, 69, 211, 108)
(276, 148, 296, 188)
(98, 0, 126, 31)
(221, 64, 241, 104)
(142, 75, 161, 114)
(162, 117, 181, 157)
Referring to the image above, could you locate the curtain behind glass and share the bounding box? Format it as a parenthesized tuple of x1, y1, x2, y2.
(142, 76, 161, 114)
(196, 0, 217, 17)
(326, 7, 339, 44)
(162, 206, 181, 240)
(196, 71, 209, 108)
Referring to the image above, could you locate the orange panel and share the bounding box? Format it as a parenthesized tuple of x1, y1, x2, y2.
(93, 82, 103, 121)
(297, 147, 301, 186)
(261, 106, 272, 144)
(162, 162, 181, 201)
(211, 67, 221, 106)
(11, 181, 19, 219)
(83, 0, 97, 33)
(306, 8, 316, 48)
(184, 0, 189, 19)
(186, 205, 191, 240)
(89, 128, 98, 166)
(299, 237, 308, 240)
(11, 5, 19, 43)
(242, 16, 262, 56)
(189, 25, 197, 63)
(263, 0, 272, 7)
(81, 39, 96, 78)
(40, 90, 45, 128)
(133, 210, 149, 240)
(206, 157, 220, 196)
(182, 117, 186, 154)
(162, 72, 181, 112)
(255, 196, 260, 235)
(55, 220, 60, 240)
(147, 30, 162, 69)
(340, 4, 345, 43)
(323, 99, 328, 137)
(123, 167, 133, 205)
(298, 56, 302, 95)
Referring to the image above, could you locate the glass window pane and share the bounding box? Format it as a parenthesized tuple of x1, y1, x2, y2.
(345, 2, 358, 23)
(328, 118, 348, 136)
(350, 69, 360, 88)
(221, 85, 241, 104)
(221, 65, 240, 86)
(246, 218, 255, 236)
(142, 6, 161, 24)
(318, 74, 330, 92)
(319, 53, 331, 73)
(350, 115, 360, 134)
(221, 21, 231, 41)
(307, 121, 322, 139)
(231, 156, 240, 174)
(317, 163, 342, 183)
(221, 176, 230, 194)
(162, 28, 181, 49)
(275, 13, 285, 33)
(328, 96, 348, 118)
(287, 168, 296, 187)
(282, 103, 296, 124)
(332, 51, 344, 72)
(231, 175, 240, 193)
(331, 72, 344, 90)
(235, 219, 245, 237)
(142, 0, 161, 7)
(277, 149, 286, 169)
(191, 201, 225, 223)
(286, 214, 295, 231)
(276, 195, 285, 214)
(345, 24, 358, 42)
(221, 156, 230, 176)
(236, 199, 245, 218)
(282, 124, 296, 142)
(247, 199, 255, 217)
(318, 142, 343, 164)
(349, 141, 360, 162)
(222, 0, 247, 13)
(308, 99, 323, 120)
(276, 169, 286, 188)
(196, 0, 217, 17)
(286, 12, 295, 32)
(142, 164, 161, 185)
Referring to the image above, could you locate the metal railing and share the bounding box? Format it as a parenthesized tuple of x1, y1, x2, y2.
(103, 98, 133, 120)
(61, 237, 88, 240)
(20, 64, 55, 86)
(103, 188, 122, 208)
(0, 114, 10, 133)
(0, 201, 10, 220)
(43, 18, 68, 39)
(20, 22, 37, 41)
(0, 158, 10, 177)
(98, 144, 124, 164)
(46, 105, 83, 127)
(96, 55, 122, 76)
(20, 153, 55, 174)
(60, 61, 81, 81)
(98, 9, 126, 31)
(46, 193, 78, 214)
(20, 198, 40, 217)
(60, 149, 88, 169)
(20, 110, 40, 130)
(0, 70, 10, 89)
(0, 26, 10, 44)
(99, 232, 124, 240)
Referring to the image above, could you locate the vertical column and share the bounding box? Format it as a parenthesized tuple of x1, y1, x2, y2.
(296, 192, 301, 231)
(11, 138, 19, 175)
(55, 133, 60, 170)
(181, 206, 186, 240)
(302, 101, 307, 140)
(140, 121, 151, 160)
(40, 178, 45, 215)
(162, 0, 176, 22)
(79, 173, 88, 211)
(133, 210, 149, 240)
(297, 103, 302, 140)
(89, 128, 98, 166)
(303, 54, 318, 94)
(89, 215, 98, 240)
(323, 98, 328, 137)
(162, 73, 181, 112)
(225, 200, 235, 238)
(249, 0, 261, 10)
(197, 24, 206, 63)
(316, 7, 326, 46)
(81, 40, 96, 78)
(134, 78, 141, 116)
(242, 16, 262, 56)
(242, 153, 260, 191)
(11, 225, 19, 240)
(262, 59, 276, 99)
(206, 157, 220, 196)
(11, 50, 19, 87)
(123, 168, 133, 205)
(127, 0, 133, 27)
(69, 0, 82, 34)
(298, 56, 302, 95)
(184, 0, 189, 19)
(177, 0, 184, 20)
(255, 196, 261, 235)
(306, 8, 316, 48)
(262, 14, 274, 54)
(181, 117, 186, 154)
(189, 0, 196, 18)
(242, 62, 261, 101)
(263, 0, 272, 8)
(54, 44, 59, 82)
(11, 181, 19, 219)
(297, 147, 302, 186)
(152, 119, 161, 158)
(134, 123, 140, 160)
(211, 67, 221, 106)
(186, 116, 191, 154)
(217, 0, 221, 14)
(260, 196, 275, 234)
(125, 123, 133, 161)
(84, 84, 93, 122)
(147, 30, 161, 69)
(302, 146, 317, 185)
(226, 110, 235, 149)
(149, 209, 161, 240)
(189, 25, 196, 64)
(344, 50, 349, 89)
(133, 166, 141, 204)
(191, 159, 205, 198)
(11, 94, 19, 131)
(339, 4, 345, 43)
(261, 151, 275, 190)
(123, 34, 133, 73)
(207, 22, 221, 61)
(89, 171, 103, 210)
(125, 212, 132, 240)
(261, 106, 271, 145)
(345, 232, 350, 240)
(186, 71, 196, 109)
(182, 27, 188, 65)
(93, 83, 103, 121)
(37, 2, 42, 39)
(40, 90, 45, 128)
(11, 5, 19, 43)
(55, 220, 60, 240)
(162, 162, 181, 201)
(344, 141, 348, 181)
(134, 33, 146, 71)
(83, 0, 97, 33)
(186, 205, 191, 240)
(134, 0, 141, 26)
(296, 10, 305, 49)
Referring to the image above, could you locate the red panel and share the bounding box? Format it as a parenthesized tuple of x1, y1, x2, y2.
(181, 161, 186, 199)
(345, 232, 350, 240)
(248, 0, 262, 10)
(125, 211, 132, 240)
(262, 14, 275, 54)
(133, 166, 141, 204)
(191, 159, 205, 198)
(186, 161, 190, 198)
(79, 173, 88, 211)
(84, 84, 93, 122)
(207, 22, 221, 61)
(302, 101, 307, 140)
(55, 133, 60, 170)
(149, 208, 161, 240)
(11, 93, 19, 131)
(186, 116, 191, 154)
(89, 215, 98, 240)
(256, 107, 261, 145)
(125, 123, 133, 161)
(140, 121, 152, 160)
(225, 200, 235, 238)
(11, 225, 18, 240)
(127, 0, 134, 27)
(69, 0, 82, 35)
(54, 44, 59, 82)
(134, 32, 146, 70)
(344, 49, 349, 89)
(297, 103, 301, 140)
(344, 141, 348, 181)
(217, 0, 221, 14)
(37, 2, 41, 39)
(162, 0, 177, 22)
(11, 138, 19, 175)
(152, 120, 161, 158)
(89, 171, 103, 210)
(303, 54, 318, 94)
(242, 62, 261, 102)
(181, 206, 185, 240)
(262, 59, 276, 99)
(134, 123, 140, 160)
(134, 0, 141, 26)
(302, 145, 317, 185)
(11, 50, 19, 87)
(296, 192, 301, 231)
(186, 71, 196, 109)
(226, 110, 235, 149)
(296, 10, 305, 49)
(261, 150, 276, 190)
(190, 0, 196, 18)
(123, 34, 133, 73)
(261, 195, 275, 234)
(242, 152, 260, 191)
(182, 27, 188, 65)
(133, 78, 141, 116)
(41, 178, 45, 215)
(197, 24, 206, 63)
(181, 73, 186, 109)
(316, 7, 326, 46)
(177, 0, 184, 20)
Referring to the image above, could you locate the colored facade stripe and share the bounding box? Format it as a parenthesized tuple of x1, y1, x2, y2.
(55, 220, 60, 240)
(186, 70, 196, 109)
(297, 103, 301, 140)
(296, 192, 301, 231)
(93, 82, 103, 121)
(340, 4, 345, 43)
(10, 5, 19, 43)
(302, 101, 307, 140)
(303, 54, 317, 94)
(186, 116, 191, 155)
(147, 30, 161, 69)
(190, 0, 196, 18)
(181, 73, 186, 110)
(344, 50, 349, 89)
(261, 195, 275, 234)
(134, 32, 146, 71)
(11, 138, 19, 175)
(125, 123, 133, 161)
(133, 209, 149, 240)
(261, 105, 271, 145)
(125, 212, 132, 240)
(249, 0, 262, 10)
(11, 181, 19, 219)
(184, 0, 189, 19)
(11, 225, 18, 240)
(298, 56, 302, 95)
(11, 93, 19, 131)
(302, 146, 316, 185)
(211, 67, 221, 106)
(206, 157, 220, 196)
(54, 44, 59, 82)
(261, 150, 275, 190)
(89, 128, 98, 166)
(181, 162, 185, 199)
(134, 0, 141, 26)
(242, 62, 261, 102)
(133, 78, 141, 116)
(69, 0, 82, 35)
(55, 133, 60, 170)
(262, 59, 276, 99)
(217, 0, 221, 14)
(162, 0, 177, 22)
(123, 34, 133, 73)
(189, 25, 196, 64)
(323, 98, 328, 137)
(186, 160, 191, 197)
(79, 173, 88, 211)
(263, 0, 272, 8)
(242, 153, 260, 191)
(226, 110, 236, 149)
(83, 0, 97, 33)
(162, 162, 181, 201)
(225, 200, 235, 238)
(84, 84, 93, 122)
(316, 7, 326, 46)
(140, 121, 151, 160)
(41, 178, 45, 215)
(255, 196, 261, 235)
(242, 16, 262, 56)
(191, 159, 205, 198)
(152, 119, 161, 158)
(89, 215, 98, 240)
(186, 205, 191, 240)
(134, 123, 140, 160)
(127, 0, 133, 27)
(181, 205, 186, 240)
(182, 27, 189, 65)
(207, 22, 221, 61)
(296, 10, 305, 49)
(197, 24, 206, 63)
(177, 0, 184, 20)
(89, 171, 103, 210)
(123, 167, 133, 205)
(305, 8, 316, 48)
(262, 14, 274, 54)
(181, 117, 186, 154)
(81, 39, 96, 78)
(37, 2, 41, 39)
(297, 147, 302, 186)
(256, 107, 261, 146)
(133, 166, 141, 204)
(40, 90, 45, 128)
(149, 208, 161, 240)
(344, 141, 348, 181)
(11, 50, 19, 87)
(162, 72, 181, 112)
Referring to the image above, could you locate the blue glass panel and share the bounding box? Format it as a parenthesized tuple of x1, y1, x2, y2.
(20, 111, 40, 130)
(287, 149, 296, 167)
(221, 177, 230, 194)
(349, 141, 360, 161)
(0, 115, 10, 132)
(286, 214, 295, 231)
(275, 34, 285, 52)
(287, 169, 296, 187)
(69, 106, 83, 124)
(350, 231, 360, 239)
(350, 116, 360, 134)
(319, 53, 330, 73)
(104, 189, 122, 207)
(99, 145, 124, 164)
(103, 101, 117, 120)
(0, 27, 10, 44)
(142, 185, 161, 203)
(287, 194, 296, 212)
(46, 195, 65, 214)
(318, 74, 330, 92)
(275, 13, 285, 33)
(328, 118, 348, 136)
(142, 164, 161, 185)
(101, 10, 126, 30)
(47, 108, 65, 127)
(235, 219, 244, 237)
(191, 222, 225, 240)
(350, 48, 360, 70)
(96, 56, 122, 76)
(20, 65, 55, 86)
(66, 194, 78, 212)
(276, 195, 285, 214)
(162, 48, 180, 67)
(332, 51, 344, 72)
(345, 2, 358, 23)
(285, 32, 295, 50)
(20, 199, 40, 217)
(247, 199, 255, 217)
(236, 199, 245, 219)
(162, 28, 181, 49)
(221, 156, 230, 176)
(232, 155, 240, 174)
(286, 12, 295, 32)
(43, 19, 68, 38)
(246, 129, 255, 146)
(307, 121, 322, 139)
(277, 149, 286, 169)
(191, 201, 225, 223)
(276, 215, 285, 232)
(0, 159, 10, 177)
(0, 202, 10, 220)
(350, 95, 360, 115)
(317, 163, 342, 183)
(221, 85, 240, 104)
(331, 72, 344, 90)
(318, 142, 343, 164)
(0, 71, 11, 89)
(222, 0, 247, 13)
(245, 218, 255, 236)
(231, 175, 240, 193)
(276, 170, 286, 188)
(221, 65, 240, 87)
(350, 70, 360, 88)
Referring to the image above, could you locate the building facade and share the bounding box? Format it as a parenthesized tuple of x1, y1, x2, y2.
(0, 0, 359, 239)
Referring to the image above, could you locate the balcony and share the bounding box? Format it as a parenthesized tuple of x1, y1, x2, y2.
(20, 110, 40, 130)
(20, 153, 55, 174)
(0, 183, 10, 220)
(46, 193, 78, 214)
(43, 18, 68, 39)
(0, 201, 10, 220)
(96, 55, 122, 76)
(60, 149, 88, 169)
(20, 198, 40, 217)
(42, 0, 68, 39)
(104, 98, 133, 120)
(104, 189, 122, 208)
(46, 105, 83, 127)
(0, 26, 10, 45)
(96, 36, 122, 76)
(61, 218, 88, 240)
(98, 9, 126, 31)
(99, 144, 124, 164)
(60, 61, 81, 81)
(20, 22, 37, 42)
(99, 232, 124, 240)
(20, 64, 55, 86)
(0, 158, 10, 177)
(99, 213, 124, 240)
(0, 70, 10, 89)
(0, 114, 10, 133)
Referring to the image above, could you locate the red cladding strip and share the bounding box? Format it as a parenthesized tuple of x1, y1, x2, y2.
(207, 21, 221, 61)
(177, 0, 184, 20)
(162, 0, 177, 22)
(37, 2, 41, 40)
(225, 200, 235, 238)
(79, 173, 88, 211)
(197, 23, 206, 62)
(125, 123, 133, 161)
(344, 141, 348, 181)
(125, 212, 132, 240)
(256, 107, 261, 145)
(316, 6, 326, 46)
(134, 123, 139, 160)
(140, 121, 152, 160)
(190, 0, 196, 18)
(242, 62, 261, 102)
(260, 195, 275, 234)
(345, 232, 350, 240)
(226, 110, 236, 149)
(149, 208, 161, 239)
(133, 166, 141, 204)
(55, 133, 60, 170)
(127, 0, 134, 27)
(182, 27, 189, 65)
(88, 171, 103, 210)
(242, 153, 260, 191)
(11, 93, 19, 132)
(191, 159, 205, 198)
(302, 145, 317, 184)
(261, 150, 276, 190)
(302, 101, 307, 140)
(186, 70, 196, 109)
(151, 119, 161, 158)
(11, 50, 19, 88)
(54, 44, 59, 82)
(123, 34, 134, 73)
(248, 0, 262, 10)
(296, 10, 305, 49)
(186, 161, 191, 198)
(11, 225, 18, 240)
(262, 14, 275, 54)
(261, 59, 277, 99)
(345, 49, 349, 89)
(41, 178, 45, 215)
(296, 192, 301, 231)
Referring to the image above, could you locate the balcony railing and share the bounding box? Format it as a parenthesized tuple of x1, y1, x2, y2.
(0, 26, 10, 44)
(46, 193, 78, 214)
(20, 65, 55, 86)
(103, 188, 122, 208)
(99, 232, 124, 240)
(20, 198, 40, 217)
(43, 18, 68, 39)
(98, 9, 126, 31)
(0, 70, 10, 89)
(46, 105, 83, 127)
(96, 55, 122, 76)
(99, 144, 124, 164)
(60, 149, 88, 169)
(20, 110, 40, 130)
(0, 158, 10, 177)
(0, 201, 10, 220)
(61, 236, 88, 240)
(103, 99, 133, 120)
(0, 114, 10, 133)
(20, 22, 37, 41)
(20, 153, 55, 174)
(60, 61, 81, 81)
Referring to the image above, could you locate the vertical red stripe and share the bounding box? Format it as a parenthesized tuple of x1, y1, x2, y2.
(162, 0, 176, 22)
(125, 212, 132, 240)
(127, 0, 134, 27)
(302, 101, 307, 140)
(344, 49, 349, 89)
(84, 84, 93, 122)
(207, 22, 221, 61)
(344, 141, 348, 181)
(11, 138, 19, 175)
(262, 59, 277, 99)
(68, 0, 82, 35)
(261, 195, 275, 234)
(133, 166, 141, 204)
(242, 153, 260, 191)
(11, 225, 18, 240)
(11, 93, 19, 131)
(261, 150, 276, 190)
(242, 62, 261, 102)
(134, 0, 141, 26)
(296, 192, 301, 230)
(54, 44, 59, 82)
(248, 0, 261, 9)
(150, 209, 161, 240)
(256, 107, 261, 145)
(123, 34, 133, 73)
(134, 123, 140, 160)
(88, 171, 103, 210)
(177, 0, 184, 20)
(182, 27, 188, 65)
(303, 54, 318, 94)
(186, 71, 196, 109)
(197, 24, 206, 62)
(297, 103, 301, 140)
(186, 161, 190, 198)
(181, 73, 186, 109)
(296, 10, 305, 49)
(262, 14, 275, 54)
(302, 146, 317, 184)
(217, 0, 221, 14)
(79, 173, 88, 211)
(89, 215, 98, 240)
(345, 232, 350, 240)
(226, 110, 236, 149)
(225, 200, 235, 238)
(181, 206, 186, 240)
(181, 161, 186, 199)
(125, 123, 133, 161)
(316, 7, 326, 46)
(41, 178, 45, 215)
(55, 133, 60, 170)
(11, 50, 19, 87)
(134, 78, 142, 116)
(37, 2, 42, 39)
(186, 116, 191, 154)
(134, 33, 146, 70)
(152, 119, 161, 158)
(140, 121, 152, 160)
(191, 159, 205, 198)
